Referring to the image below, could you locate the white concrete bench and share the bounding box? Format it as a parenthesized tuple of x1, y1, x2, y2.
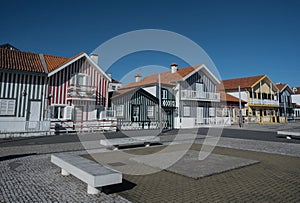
(100, 136, 160, 150)
(51, 153, 122, 194)
(277, 131, 300, 139)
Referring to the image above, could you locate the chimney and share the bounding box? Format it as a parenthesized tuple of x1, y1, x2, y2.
(170, 63, 178, 73)
(90, 53, 99, 64)
(135, 74, 142, 82)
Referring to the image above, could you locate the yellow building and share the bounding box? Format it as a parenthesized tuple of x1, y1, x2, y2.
(220, 75, 280, 124)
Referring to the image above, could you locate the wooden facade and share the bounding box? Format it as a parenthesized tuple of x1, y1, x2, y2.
(47, 54, 112, 133)
(112, 64, 225, 130)
(0, 47, 113, 136)
(0, 71, 49, 134)
(112, 88, 165, 130)
(277, 84, 294, 122)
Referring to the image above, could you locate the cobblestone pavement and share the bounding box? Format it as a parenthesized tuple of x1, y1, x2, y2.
(117, 144, 300, 203)
(0, 154, 129, 203)
(0, 131, 300, 202)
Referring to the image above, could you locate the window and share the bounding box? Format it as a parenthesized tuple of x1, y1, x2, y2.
(49, 105, 73, 120)
(0, 99, 16, 116)
(70, 73, 90, 86)
(195, 83, 204, 92)
(183, 106, 191, 117)
(116, 105, 124, 117)
(162, 89, 168, 99)
(147, 106, 154, 117)
(209, 107, 215, 117)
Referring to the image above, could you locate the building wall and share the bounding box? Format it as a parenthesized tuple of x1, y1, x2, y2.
(112, 90, 159, 122)
(0, 71, 48, 133)
(48, 57, 109, 107)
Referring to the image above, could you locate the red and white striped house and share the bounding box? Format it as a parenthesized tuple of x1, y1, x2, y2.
(0, 45, 114, 136)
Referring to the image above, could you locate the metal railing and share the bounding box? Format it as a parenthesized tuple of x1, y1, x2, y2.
(181, 90, 220, 101)
(117, 120, 168, 130)
(249, 99, 279, 106)
(194, 117, 231, 126)
(67, 84, 97, 99)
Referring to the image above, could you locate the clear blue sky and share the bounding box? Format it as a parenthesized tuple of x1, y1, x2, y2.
(1, 0, 299, 86)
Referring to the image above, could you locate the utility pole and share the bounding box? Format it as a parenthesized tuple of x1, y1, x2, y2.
(158, 74, 162, 132)
(238, 85, 243, 127)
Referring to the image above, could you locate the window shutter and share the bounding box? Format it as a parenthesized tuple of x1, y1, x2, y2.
(48, 106, 55, 119)
(64, 106, 73, 120)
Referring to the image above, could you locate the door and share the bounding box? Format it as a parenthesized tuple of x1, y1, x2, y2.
(196, 107, 204, 124)
(196, 83, 204, 98)
(28, 101, 41, 129)
(74, 106, 83, 128)
(131, 105, 140, 121)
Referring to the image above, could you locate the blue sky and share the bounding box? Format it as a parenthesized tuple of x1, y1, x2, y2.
(1, 0, 299, 86)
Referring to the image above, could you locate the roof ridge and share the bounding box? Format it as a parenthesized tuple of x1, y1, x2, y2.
(222, 74, 266, 82)
(39, 54, 48, 74)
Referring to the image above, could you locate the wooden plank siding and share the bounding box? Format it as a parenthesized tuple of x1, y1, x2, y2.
(112, 89, 159, 123)
(179, 70, 216, 117)
(0, 71, 47, 120)
(48, 57, 109, 108)
(181, 71, 216, 92)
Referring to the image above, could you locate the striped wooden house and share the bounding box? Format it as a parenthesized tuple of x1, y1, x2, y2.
(112, 63, 225, 130)
(0, 47, 113, 136)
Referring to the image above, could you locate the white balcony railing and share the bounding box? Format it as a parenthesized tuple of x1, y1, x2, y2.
(249, 99, 279, 106)
(67, 85, 96, 100)
(181, 90, 220, 101)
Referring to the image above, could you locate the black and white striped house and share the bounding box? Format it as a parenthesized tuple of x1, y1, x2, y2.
(112, 63, 226, 130)
(0, 47, 49, 136)
(0, 46, 113, 136)
(276, 83, 294, 122)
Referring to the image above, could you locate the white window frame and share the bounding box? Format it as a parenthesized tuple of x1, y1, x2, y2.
(0, 99, 16, 116)
(147, 106, 155, 117)
(116, 105, 124, 117)
(183, 106, 191, 117)
(49, 105, 73, 120)
(70, 73, 90, 86)
(162, 89, 168, 99)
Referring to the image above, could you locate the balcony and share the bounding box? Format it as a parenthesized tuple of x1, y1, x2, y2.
(181, 90, 220, 102)
(67, 85, 97, 101)
(249, 99, 279, 106)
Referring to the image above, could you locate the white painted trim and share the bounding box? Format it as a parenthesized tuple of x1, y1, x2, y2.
(182, 64, 221, 84)
(48, 53, 111, 82)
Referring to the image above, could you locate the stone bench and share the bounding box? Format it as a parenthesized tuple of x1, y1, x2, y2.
(277, 131, 300, 139)
(100, 136, 160, 150)
(51, 153, 122, 194)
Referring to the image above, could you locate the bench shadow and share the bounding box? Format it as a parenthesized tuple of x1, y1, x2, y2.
(0, 153, 37, 161)
(116, 143, 163, 150)
(101, 179, 136, 194)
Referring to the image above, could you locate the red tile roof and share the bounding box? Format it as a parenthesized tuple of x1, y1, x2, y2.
(220, 75, 266, 90)
(44, 53, 82, 72)
(0, 48, 45, 73)
(120, 66, 198, 90)
(276, 83, 287, 91)
(293, 87, 300, 94)
(220, 92, 246, 103)
(0, 48, 82, 74)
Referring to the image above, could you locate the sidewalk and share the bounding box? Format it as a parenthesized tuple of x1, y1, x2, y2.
(226, 121, 300, 132)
